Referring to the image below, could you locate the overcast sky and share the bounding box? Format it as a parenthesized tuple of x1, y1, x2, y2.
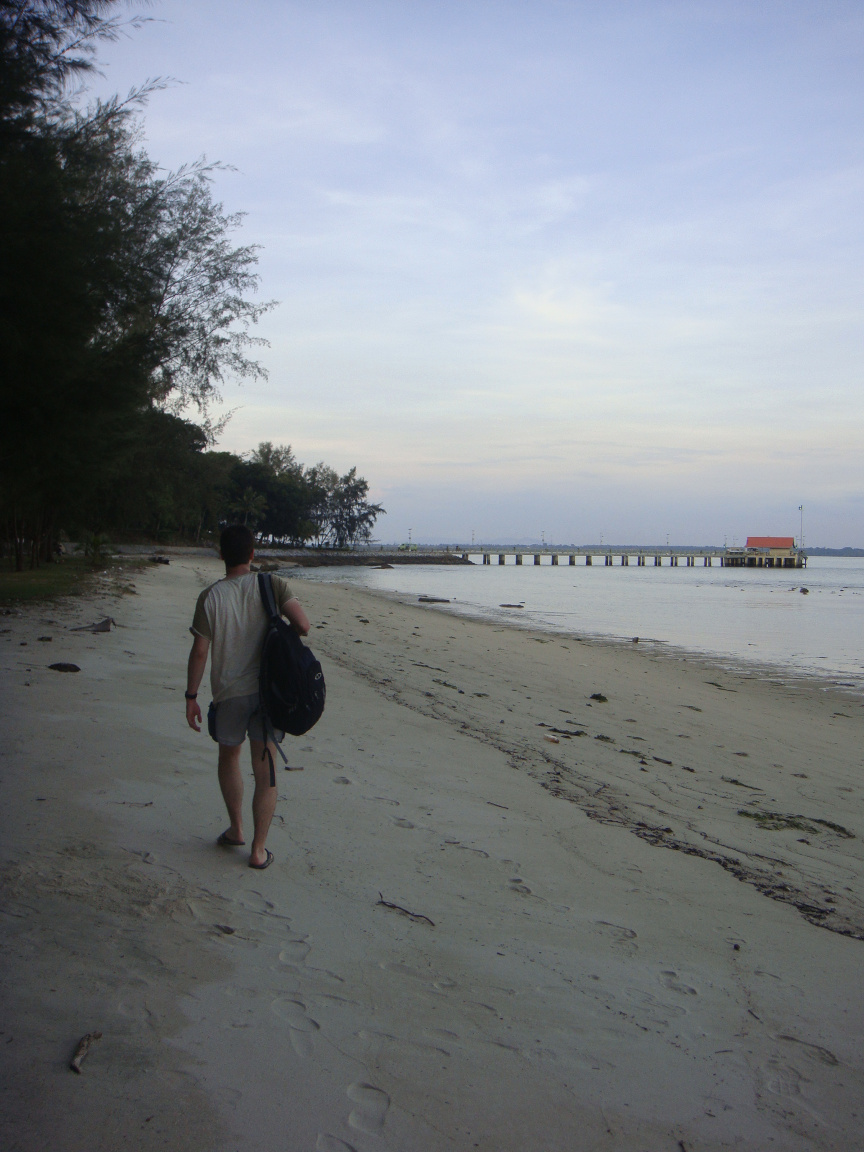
(92, 0, 864, 544)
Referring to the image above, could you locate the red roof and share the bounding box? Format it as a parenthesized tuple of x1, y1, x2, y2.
(746, 536, 795, 549)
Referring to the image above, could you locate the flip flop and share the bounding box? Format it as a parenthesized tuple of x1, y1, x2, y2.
(217, 831, 245, 847)
(249, 849, 274, 870)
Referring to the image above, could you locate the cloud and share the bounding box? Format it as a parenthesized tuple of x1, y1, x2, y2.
(93, 0, 864, 542)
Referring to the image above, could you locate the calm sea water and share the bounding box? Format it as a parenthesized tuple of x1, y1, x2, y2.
(295, 556, 864, 692)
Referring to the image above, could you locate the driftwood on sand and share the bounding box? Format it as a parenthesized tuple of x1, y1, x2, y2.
(69, 1031, 102, 1073)
(377, 893, 435, 926)
(71, 618, 115, 633)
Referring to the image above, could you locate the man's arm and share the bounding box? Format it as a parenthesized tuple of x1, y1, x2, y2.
(186, 633, 210, 731)
(282, 597, 310, 636)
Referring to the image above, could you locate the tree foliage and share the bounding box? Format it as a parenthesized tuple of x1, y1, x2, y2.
(77, 434, 384, 548)
(0, 1, 134, 128)
(0, 1, 274, 567)
(0, 4, 384, 564)
(228, 444, 384, 548)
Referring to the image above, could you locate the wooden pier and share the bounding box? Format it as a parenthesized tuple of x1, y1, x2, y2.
(386, 544, 806, 569)
(473, 548, 723, 566)
(257, 539, 806, 569)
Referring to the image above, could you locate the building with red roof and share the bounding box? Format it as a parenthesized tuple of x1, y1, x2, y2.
(746, 536, 795, 550)
(724, 536, 804, 568)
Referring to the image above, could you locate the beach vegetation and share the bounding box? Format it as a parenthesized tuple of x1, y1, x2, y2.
(226, 445, 384, 548)
(0, 554, 90, 604)
(76, 530, 113, 566)
(0, 551, 140, 605)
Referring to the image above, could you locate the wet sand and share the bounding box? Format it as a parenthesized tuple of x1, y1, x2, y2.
(1, 556, 863, 1151)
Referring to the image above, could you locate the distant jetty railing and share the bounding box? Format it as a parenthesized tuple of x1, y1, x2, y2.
(377, 545, 807, 569)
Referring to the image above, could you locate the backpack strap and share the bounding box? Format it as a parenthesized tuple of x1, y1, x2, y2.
(257, 571, 289, 787)
(258, 571, 280, 620)
(259, 712, 289, 788)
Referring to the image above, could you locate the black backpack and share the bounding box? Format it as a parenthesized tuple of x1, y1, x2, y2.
(258, 573, 326, 782)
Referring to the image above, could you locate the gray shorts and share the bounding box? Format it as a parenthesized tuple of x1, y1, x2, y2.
(207, 693, 285, 746)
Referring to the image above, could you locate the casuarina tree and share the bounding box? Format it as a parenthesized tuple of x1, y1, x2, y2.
(0, 1, 274, 567)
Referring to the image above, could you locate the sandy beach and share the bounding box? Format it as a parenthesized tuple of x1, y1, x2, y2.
(1, 555, 863, 1151)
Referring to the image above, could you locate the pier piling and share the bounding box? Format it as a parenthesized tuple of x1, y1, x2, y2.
(449, 544, 796, 569)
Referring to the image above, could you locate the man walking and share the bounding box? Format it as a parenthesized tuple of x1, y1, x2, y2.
(185, 524, 310, 868)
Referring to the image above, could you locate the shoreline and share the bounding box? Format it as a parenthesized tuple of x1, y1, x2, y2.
(2, 556, 863, 1150)
(297, 575, 864, 942)
(292, 568, 864, 702)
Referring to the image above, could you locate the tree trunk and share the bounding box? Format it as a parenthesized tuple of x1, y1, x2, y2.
(12, 510, 25, 572)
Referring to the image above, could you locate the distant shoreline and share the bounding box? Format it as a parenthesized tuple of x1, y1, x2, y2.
(112, 544, 472, 566)
(801, 547, 864, 556)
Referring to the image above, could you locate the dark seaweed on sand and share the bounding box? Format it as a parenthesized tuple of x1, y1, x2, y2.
(738, 811, 854, 838)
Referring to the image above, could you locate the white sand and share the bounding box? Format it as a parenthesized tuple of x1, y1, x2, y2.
(1, 556, 863, 1151)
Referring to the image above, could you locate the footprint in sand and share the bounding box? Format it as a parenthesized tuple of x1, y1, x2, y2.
(380, 960, 428, 980)
(594, 921, 638, 955)
(317, 1137, 357, 1152)
(271, 997, 320, 1056)
(358, 1028, 451, 1058)
(766, 1057, 807, 1095)
(427, 1026, 460, 1040)
(626, 989, 687, 1027)
(660, 970, 697, 996)
(392, 817, 415, 829)
(238, 891, 281, 917)
(379, 960, 456, 988)
(347, 1082, 390, 1135)
(778, 1034, 839, 1066)
(279, 937, 311, 965)
(508, 879, 532, 895)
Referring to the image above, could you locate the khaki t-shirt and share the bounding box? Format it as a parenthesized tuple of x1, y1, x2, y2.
(191, 573, 294, 703)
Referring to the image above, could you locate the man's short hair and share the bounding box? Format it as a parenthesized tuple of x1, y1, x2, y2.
(220, 524, 255, 567)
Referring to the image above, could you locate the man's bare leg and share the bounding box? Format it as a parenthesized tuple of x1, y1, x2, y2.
(217, 743, 244, 843)
(248, 738, 279, 866)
